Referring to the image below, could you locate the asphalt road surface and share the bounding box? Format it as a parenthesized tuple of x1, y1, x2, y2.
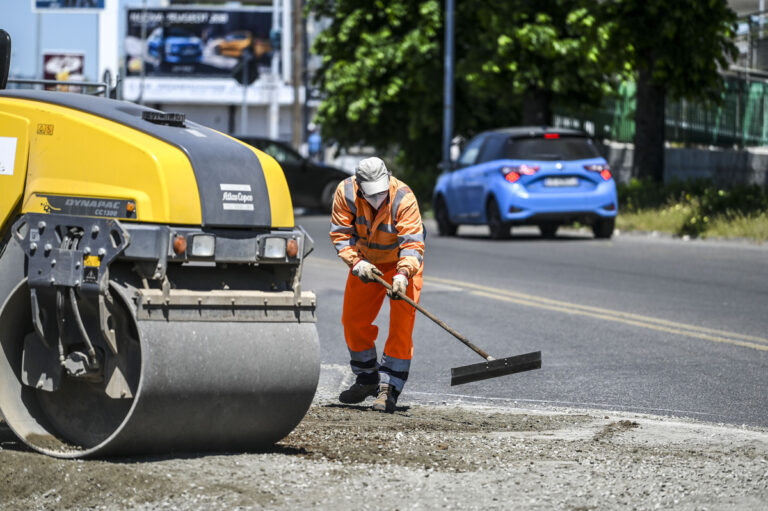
(298, 213, 768, 427)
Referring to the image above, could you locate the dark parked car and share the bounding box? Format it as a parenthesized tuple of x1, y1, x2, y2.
(237, 137, 351, 210)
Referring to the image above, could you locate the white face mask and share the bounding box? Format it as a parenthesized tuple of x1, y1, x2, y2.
(364, 191, 388, 209)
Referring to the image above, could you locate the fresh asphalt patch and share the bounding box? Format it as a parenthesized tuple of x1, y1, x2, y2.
(2, 375, 767, 510)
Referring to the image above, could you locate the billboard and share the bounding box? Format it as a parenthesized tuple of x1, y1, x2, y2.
(124, 8, 273, 77)
(34, 1, 105, 10)
(43, 52, 85, 91)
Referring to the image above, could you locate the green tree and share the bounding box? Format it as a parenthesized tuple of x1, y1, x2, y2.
(307, 0, 443, 198)
(462, 0, 614, 125)
(308, 0, 616, 200)
(607, 0, 737, 183)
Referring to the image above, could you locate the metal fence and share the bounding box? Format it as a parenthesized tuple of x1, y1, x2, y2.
(553, 76, 768, 148)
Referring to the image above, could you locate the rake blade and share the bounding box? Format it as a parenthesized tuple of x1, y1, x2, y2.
(450, 351, 541, 386)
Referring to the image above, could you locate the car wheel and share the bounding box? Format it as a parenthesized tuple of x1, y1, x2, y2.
(435, 197, 457, 237)
(320, 181, 339, 213)
(538, 223, 558, 238)
(592, 217, 615, 239)
(487, 198, 511, 240)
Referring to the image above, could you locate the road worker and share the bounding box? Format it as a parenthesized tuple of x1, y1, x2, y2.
(329, 157, 425, 413)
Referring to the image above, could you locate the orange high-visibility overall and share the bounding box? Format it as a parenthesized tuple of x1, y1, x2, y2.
(329, 176, 425, 391)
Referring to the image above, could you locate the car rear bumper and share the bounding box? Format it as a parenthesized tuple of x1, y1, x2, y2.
(499, 181, 618, 224)
(516, 211, 613, 226)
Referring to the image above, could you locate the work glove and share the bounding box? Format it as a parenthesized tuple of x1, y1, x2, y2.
(388, 273, 408, 299)
(352, 260, 383, 283)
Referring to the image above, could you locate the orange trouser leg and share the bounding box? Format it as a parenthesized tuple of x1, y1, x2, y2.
(341, 262, 424, 392)
(342, 268, 388, 385)
(379, 266, 422, 392)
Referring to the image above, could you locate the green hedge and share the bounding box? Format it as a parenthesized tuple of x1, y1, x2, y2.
(618, 179, 768, 237)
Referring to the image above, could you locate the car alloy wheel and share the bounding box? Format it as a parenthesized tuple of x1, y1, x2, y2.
(487, 198, 511, 240)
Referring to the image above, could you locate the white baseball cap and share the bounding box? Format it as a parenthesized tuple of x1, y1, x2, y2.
(355, 157, 390, 195)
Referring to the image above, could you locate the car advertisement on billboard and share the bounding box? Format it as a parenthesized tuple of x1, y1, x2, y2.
(124, 8, 273, 77)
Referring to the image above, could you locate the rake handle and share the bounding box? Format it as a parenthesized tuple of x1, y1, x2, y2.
(373, 274, 493, 361)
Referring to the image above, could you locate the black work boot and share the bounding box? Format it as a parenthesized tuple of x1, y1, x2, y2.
(339, 382, 379, 404)
(372, 384, 399, 413)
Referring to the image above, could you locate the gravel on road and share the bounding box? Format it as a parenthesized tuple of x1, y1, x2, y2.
(2, 396, 768, 510)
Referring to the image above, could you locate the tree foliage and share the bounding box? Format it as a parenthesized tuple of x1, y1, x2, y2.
(307, 0, 738, 195)
(307, 0, 445, 197)
(308, 0, 615, 200)
(461, 0, 614, 125)
(608, 0, 737, 103)
(606, 0, 738, 182)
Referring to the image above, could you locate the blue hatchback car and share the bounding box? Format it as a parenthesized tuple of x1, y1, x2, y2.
(432, 127, 618, 239)
(147, 27, 203, 65)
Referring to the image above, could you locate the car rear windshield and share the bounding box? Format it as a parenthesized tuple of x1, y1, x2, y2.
(503, 136, 601, 161)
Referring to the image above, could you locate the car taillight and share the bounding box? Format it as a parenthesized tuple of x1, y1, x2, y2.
(584, 164, 612, 181)
(501, 165, 539, 183)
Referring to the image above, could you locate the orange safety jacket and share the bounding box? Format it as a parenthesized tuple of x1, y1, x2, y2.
(330, 176, 425, 278)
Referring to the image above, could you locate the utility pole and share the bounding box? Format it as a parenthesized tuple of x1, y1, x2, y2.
(291, 0, 303, 150)
(441, 0, 455, 172)
(269, 0, 280, 140)
(35, 13, 42, 79)
(240, 50, 252, 135)
(138, 0, 148, 105)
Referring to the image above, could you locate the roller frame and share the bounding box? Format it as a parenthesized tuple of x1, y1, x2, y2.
(0, 214, 321, 458)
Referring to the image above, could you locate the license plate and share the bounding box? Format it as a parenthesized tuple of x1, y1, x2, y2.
(544, 177, 578, 187)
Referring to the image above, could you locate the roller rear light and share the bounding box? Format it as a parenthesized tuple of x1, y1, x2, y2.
(191, 234, 216, 257)
(173, 235, 187, 255)
(286, 238, 299, 258)
(263, 237, 287, 259)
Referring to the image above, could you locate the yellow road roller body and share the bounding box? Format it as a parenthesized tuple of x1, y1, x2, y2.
(0, 89, 320, 458)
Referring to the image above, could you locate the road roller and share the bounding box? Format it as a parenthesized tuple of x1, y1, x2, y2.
(0, 31, 319, 458)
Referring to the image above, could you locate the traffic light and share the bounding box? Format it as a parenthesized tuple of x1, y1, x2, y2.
(232, 49, 259, 86)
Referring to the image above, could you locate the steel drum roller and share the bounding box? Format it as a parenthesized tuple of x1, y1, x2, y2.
(0, 267, 320, 457)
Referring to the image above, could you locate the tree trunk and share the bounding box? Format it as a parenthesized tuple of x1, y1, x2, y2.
(521, 89, 552, 126)
(633, 66, 666, 182)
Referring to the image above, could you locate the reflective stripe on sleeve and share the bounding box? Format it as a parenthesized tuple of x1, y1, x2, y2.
(398, 232, 425, 245)
(390, 186, 412, 224)
(399, 248, 423, 264)
(335, 238, 358, 252)
(331, 222, 354, 235)
(344, 178, 357, 215)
